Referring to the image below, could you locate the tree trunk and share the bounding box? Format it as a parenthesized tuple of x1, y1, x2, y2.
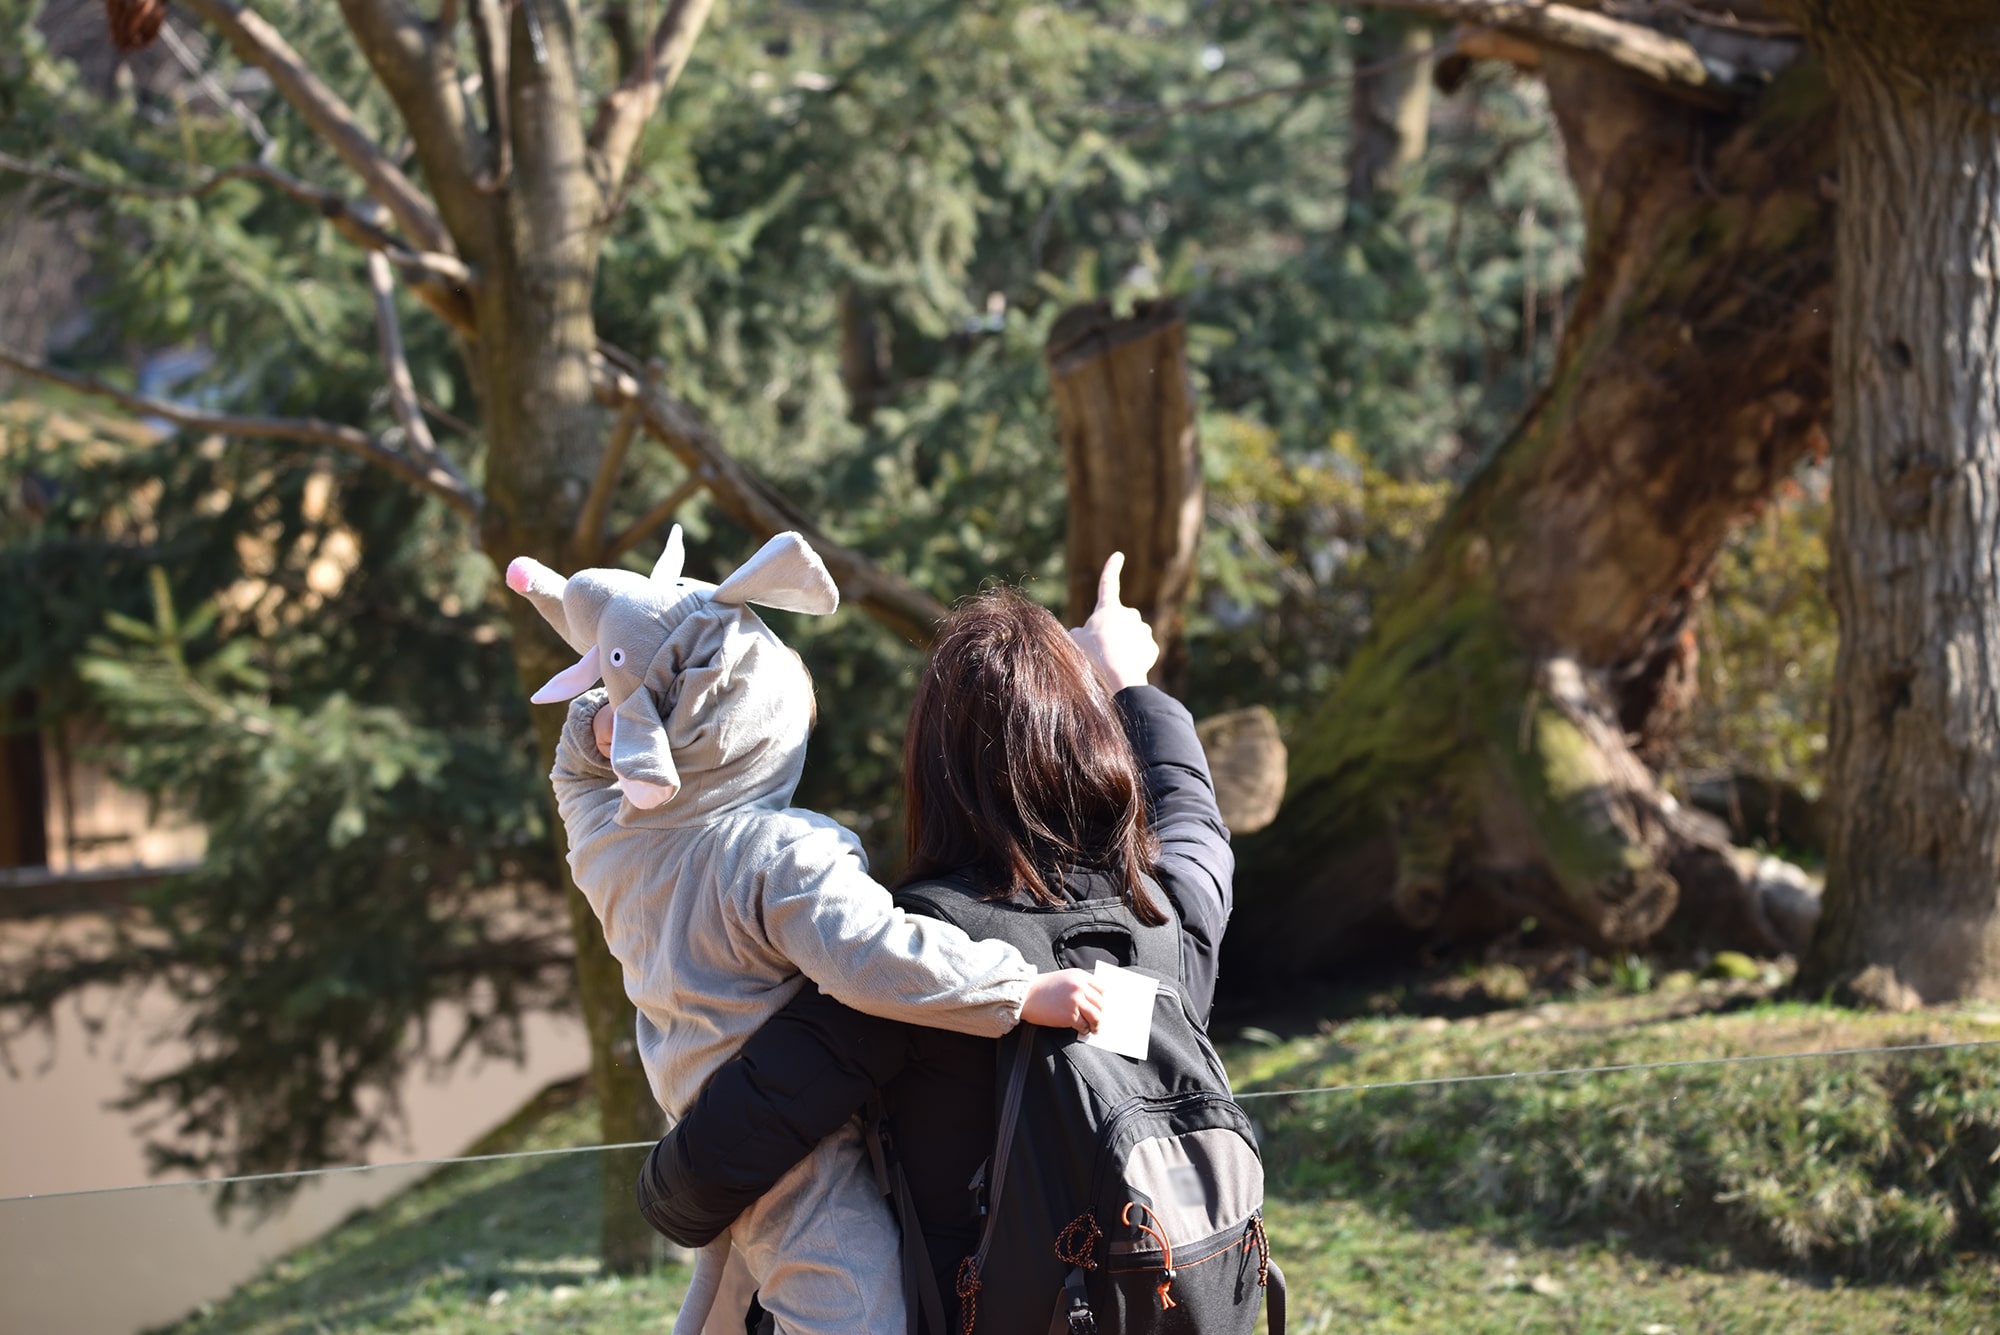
(1046, 299, 1203, 691)
(1346, 12, 1435, 222)
(1789, 1, 2000, 1007)
(1226, 53, 1837, 985)
(838, 285, 893, 426)
(468, 7, 661, 1275)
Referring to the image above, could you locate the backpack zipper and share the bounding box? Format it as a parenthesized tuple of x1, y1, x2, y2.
(1083, 1089, 1246, 1217)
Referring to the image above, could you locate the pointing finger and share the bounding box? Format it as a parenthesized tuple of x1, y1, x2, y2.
(1096, 552, 1125, 613)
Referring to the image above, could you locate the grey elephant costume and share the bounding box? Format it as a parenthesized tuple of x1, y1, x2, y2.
(508, 528, 1037, 1335)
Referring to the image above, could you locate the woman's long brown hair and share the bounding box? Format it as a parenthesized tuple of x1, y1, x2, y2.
(899, 587, 1164, 924)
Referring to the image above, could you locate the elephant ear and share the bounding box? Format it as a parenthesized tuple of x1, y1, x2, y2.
(609, 687, 681, 810)
(529, 645, 601, 704)
(711, 532, 839, 615)
(651, 524, 686, 584)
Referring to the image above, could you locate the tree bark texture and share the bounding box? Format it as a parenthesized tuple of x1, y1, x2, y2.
(462, 6, 662, 1275)
(1786, 1, 2000, 1005)
(1226, 54, 1836, 986)
(1046, 300, 1203, 692)
(1346, 12, 1435, 220)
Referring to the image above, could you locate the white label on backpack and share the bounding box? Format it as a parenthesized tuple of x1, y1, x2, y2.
(1082, 961, 1158, 1061)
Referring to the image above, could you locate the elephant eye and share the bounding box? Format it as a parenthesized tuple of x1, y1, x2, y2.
(609, 648, 626, 667)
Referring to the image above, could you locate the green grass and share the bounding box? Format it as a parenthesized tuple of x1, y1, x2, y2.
(166, 1087, 697, 1335)
(1233, 983, 2000, 1278)
(171, 984, 2000, 1332)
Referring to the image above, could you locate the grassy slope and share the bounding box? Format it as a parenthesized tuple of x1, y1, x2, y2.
(174, 982, 2000, 1333)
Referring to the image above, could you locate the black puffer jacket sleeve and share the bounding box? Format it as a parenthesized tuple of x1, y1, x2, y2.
(1113, 685, 1233, 1024)
(636, 984, 912, 1247)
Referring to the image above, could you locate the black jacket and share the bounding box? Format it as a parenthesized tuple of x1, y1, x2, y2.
(635, 686, 1234, 1278)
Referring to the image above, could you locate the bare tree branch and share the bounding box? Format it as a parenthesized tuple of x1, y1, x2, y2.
(603, 2, 645, 81)
(177, 0, 454, 255)
(332, 0, 494, 246)
(0, 347, 481, 520)
(365, 246, 472, 497)
(157, 19, 273, 147)
(1610, 0, 1799, 38)
(586, 0, 718, 209)
(1103, 40, 1454, 125)
(417, 393, 479, 439)
(591, 347, 949, 646)
(469, 0, 513, 193)
(0, 152, 478, 333)
(1348, 0, 1798, 103)
(604, 473, 708, 565)
(575, 396, 646, 560)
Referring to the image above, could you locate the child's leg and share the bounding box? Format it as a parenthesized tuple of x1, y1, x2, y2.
(729, 1121, 905, 1335)
(671, 1238, 733, 1335)
(696, 1243, 757, 1335)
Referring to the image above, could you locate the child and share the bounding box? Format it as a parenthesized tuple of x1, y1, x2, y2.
(508, 528, 1100, 1335)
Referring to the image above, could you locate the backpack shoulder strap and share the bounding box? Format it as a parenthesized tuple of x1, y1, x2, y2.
(863, 1094, 950, 1335)
(953, 1023, 1037, 1330)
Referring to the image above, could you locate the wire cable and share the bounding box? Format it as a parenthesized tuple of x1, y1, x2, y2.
(8, 1037, 1999, 1204)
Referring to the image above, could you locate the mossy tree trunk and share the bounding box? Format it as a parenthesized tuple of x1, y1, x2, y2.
(1229, 52, 1837, 983)
(1785, 1, 2000, 1007)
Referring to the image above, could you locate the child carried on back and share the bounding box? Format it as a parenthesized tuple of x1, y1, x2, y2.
(506, 527, 1102, 1335)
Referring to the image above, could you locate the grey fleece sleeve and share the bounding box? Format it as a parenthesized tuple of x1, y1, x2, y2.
(555, 691, 1033, 1038)
(740, 824, 1035, 1038)
(551, 690, 625, 881)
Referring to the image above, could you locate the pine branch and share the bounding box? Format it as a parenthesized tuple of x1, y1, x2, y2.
(591, 347, 949, 645)
(586, 0, 718, 210)
(177, 0, 455, 255)
(0, 151, 477, 333)
(0, 347, 482, 520)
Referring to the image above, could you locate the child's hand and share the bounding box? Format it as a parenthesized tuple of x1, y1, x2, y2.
(1021, 968, 1106, 1037)
(592, 701, 615, 758)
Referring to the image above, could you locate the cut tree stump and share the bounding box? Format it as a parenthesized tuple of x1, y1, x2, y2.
(1195, 707, 1288, 835)
(1046, 299, 1202, 693)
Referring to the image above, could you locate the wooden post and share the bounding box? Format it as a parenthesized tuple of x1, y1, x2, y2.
(1045, 299, 1203, 693)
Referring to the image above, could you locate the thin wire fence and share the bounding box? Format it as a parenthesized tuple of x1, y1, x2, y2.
(1231, 1035, 2000, 1100)
(10, 1034, 1998, 1205)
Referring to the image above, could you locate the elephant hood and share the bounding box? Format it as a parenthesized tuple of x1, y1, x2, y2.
(617, 598, 816, 827)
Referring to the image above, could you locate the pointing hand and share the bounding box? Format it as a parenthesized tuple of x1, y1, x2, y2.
(1068, 552, 1159, 693)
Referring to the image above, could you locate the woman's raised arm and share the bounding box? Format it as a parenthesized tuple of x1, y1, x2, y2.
(1069, 553, 1234, 1024)
(1115, 685, 1232, 1024)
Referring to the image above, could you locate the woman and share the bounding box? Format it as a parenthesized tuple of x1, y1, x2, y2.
(640, 558, 1234, 1332)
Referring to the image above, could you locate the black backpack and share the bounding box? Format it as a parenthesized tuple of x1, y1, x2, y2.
(879, 878, 1286, 1335)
